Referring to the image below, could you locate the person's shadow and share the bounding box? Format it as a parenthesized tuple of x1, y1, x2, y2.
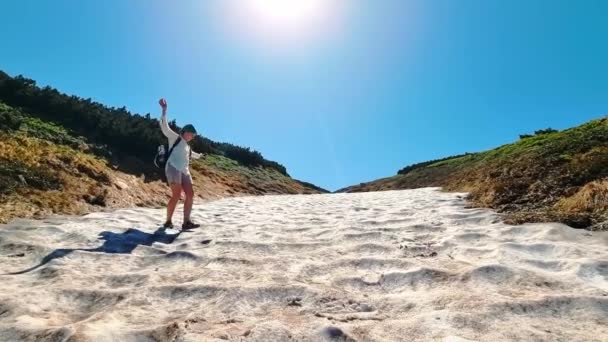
(5, 227, 183, 275)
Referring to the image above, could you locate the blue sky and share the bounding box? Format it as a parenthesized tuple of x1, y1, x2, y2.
(1, 1, 607, 191)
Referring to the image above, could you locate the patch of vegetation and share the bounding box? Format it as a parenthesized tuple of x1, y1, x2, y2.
(0, 102, 88, 149)
(198, 154, 240, 171)
(295, 180, 329, 193)
(398, 153, 474, 175)
(20, 116, 86, 148)
(519, 128, 559, 139)
(219, 143, 288, 176)
(0, 102, 23, 131)
(0, 158, 62, 195)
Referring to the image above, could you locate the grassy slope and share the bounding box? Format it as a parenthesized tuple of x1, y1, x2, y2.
(340, 117, 608, 230)
(0, 103, 326, 223)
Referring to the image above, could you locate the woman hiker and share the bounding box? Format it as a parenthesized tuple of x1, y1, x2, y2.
(159, 98, 201, 230)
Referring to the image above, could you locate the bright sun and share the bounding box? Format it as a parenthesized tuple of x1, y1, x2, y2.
(220, 0, 343, 46)
(244, 0, 327, 26)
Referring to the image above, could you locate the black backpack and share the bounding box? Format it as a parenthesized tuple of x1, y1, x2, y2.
(154, 138, 182, 168)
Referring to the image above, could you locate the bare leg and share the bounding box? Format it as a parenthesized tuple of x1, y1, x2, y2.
(183, 180, 194, 223)
(167, 183, 182, 224)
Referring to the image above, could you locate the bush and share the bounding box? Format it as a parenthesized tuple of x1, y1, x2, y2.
(534, 128, 559, 135)
(520, 128, 559, 140)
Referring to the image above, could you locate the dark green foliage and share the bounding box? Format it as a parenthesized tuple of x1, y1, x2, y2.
(21, 116, 87, 148)
(520, 128, 559, 140)
(0, 159, 62, 195)
(397, 153, 473, 175)
(0, 103, 91, 150)
(190, 135, 220, 155)
(295, 180, 329, 193)
(534, 128, 559, 135)
(264, 160, 288, 176)
(0, 103, 23, 131)
(0, 71, 288, 175)
(218, 143, 288, 175)
(222, 144, 263, 166)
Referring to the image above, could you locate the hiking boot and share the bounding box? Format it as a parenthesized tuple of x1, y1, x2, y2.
(182, 221, 201, 230)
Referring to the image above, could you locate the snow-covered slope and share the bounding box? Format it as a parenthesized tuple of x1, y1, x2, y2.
(1, 188, 607, 341)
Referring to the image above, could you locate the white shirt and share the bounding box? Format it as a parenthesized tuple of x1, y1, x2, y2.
(159, 112, 191, 173)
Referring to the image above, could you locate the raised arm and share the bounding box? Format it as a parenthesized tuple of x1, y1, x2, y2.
(159, 98, 179, 140)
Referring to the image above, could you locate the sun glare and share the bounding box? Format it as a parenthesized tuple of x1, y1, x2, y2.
(220, 0, 344, 47)
(244, 0, 327, 27)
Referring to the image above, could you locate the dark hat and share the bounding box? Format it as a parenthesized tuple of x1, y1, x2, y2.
(181, 124, 197, 135)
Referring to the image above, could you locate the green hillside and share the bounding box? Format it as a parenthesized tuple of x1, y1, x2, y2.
(340, 118, 608, 230)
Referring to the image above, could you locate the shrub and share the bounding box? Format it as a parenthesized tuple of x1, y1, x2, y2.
(520, 128, 559, 139)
